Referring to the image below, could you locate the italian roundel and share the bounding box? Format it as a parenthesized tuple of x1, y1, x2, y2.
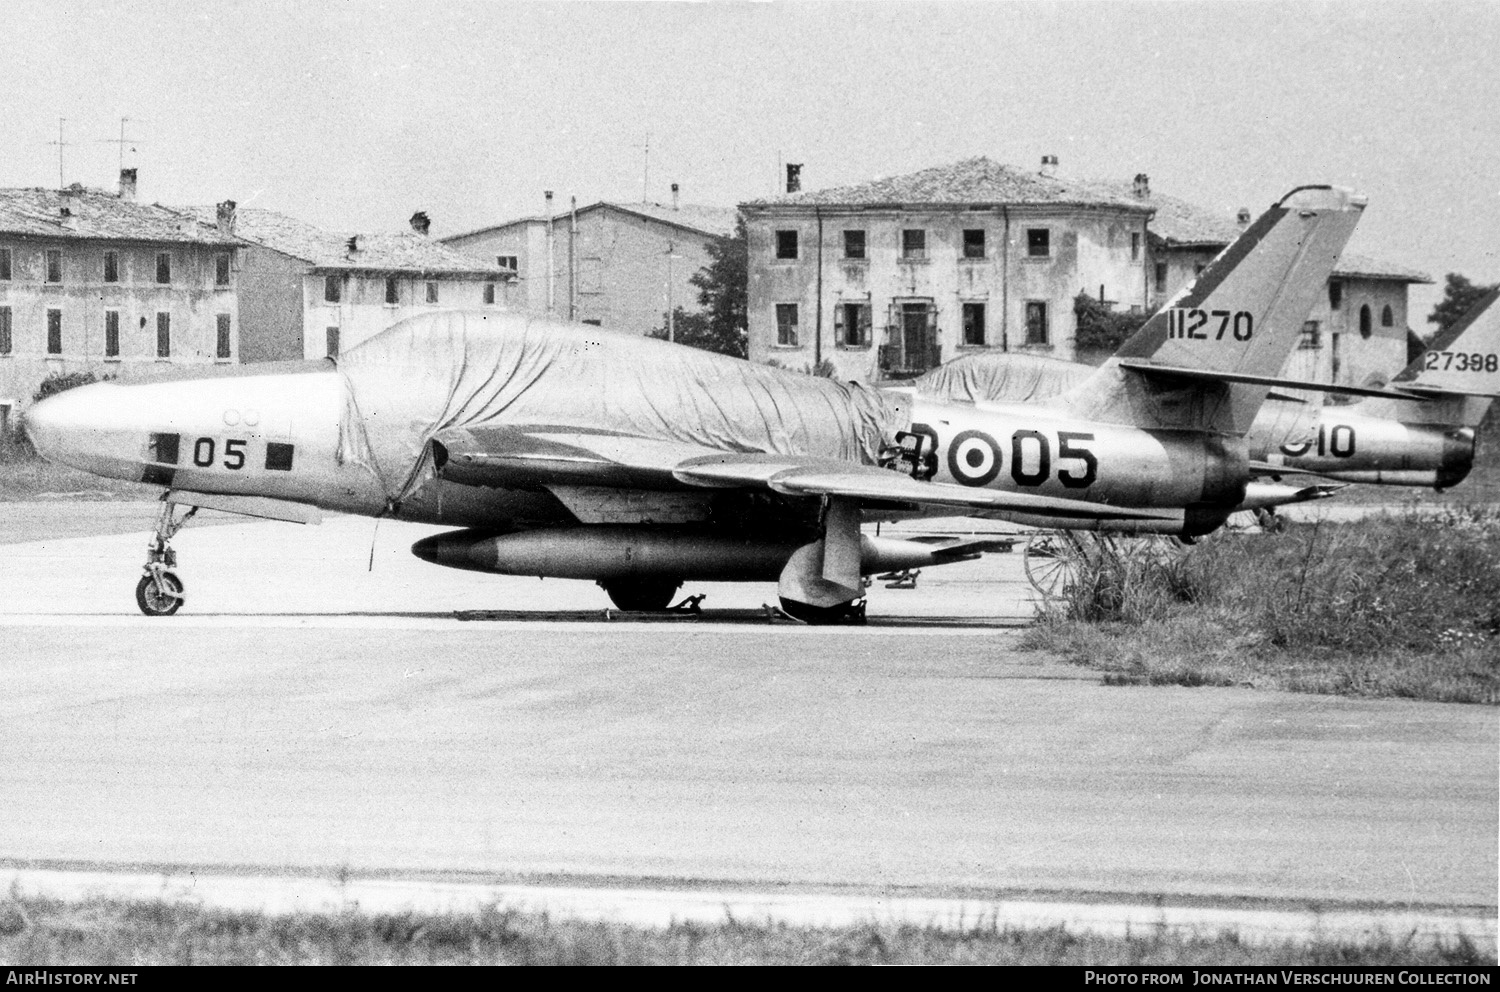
(947, 430, 1002, 486)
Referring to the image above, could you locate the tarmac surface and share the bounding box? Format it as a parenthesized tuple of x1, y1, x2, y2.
(0, 501, 1495, 945)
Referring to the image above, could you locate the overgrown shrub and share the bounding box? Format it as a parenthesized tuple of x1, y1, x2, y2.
(1029, 509, 1500, 702)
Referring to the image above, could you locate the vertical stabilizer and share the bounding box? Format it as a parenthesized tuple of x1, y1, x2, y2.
(1366, 287, 1500, 427)
(1065, 186, 1365, 435)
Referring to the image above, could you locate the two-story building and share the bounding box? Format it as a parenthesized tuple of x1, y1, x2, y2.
(442, 193, 738, 337)
(740, 157, 1156, 381)
(175, 206, 513, 362)
(0, 170, 241, 432)
(1138, 183, 1431, 390)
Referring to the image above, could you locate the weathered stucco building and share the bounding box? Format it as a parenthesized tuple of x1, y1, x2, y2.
(179, 207, 512, 362)
(0, 172, 240, 431)
(740, 157, 1155, 381)
(443, 195, 738, 337)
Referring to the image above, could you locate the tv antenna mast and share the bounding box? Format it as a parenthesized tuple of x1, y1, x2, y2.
(100, 117, 144, 172)
(46, 118, 71, 188)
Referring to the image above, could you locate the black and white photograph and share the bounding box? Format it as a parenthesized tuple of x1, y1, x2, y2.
(0, 0, 1495, 968)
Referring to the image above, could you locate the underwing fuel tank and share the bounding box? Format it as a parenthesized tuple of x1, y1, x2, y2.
(411, 526, 977, 581)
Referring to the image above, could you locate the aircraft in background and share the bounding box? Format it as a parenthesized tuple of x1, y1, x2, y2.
(26, 186, 1364, 622)
(917, 287, 1500, 503)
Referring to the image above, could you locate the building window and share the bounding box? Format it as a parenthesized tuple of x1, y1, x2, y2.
(901, 229, 926, 260)
(156, 312, 170, 358)
(1026, 229, 1050, 258)
(1381, 304, 1394, 327)
(216, 314, 232, 359)
(1299, 320, 1322, 350)
(324, 274, 341, 303)
(843, 230, 865, 260)
(775, 230, 799, 260)
(775, 303, 799, 346)
(104, 251, 119, 284)
(0, 307, 11, 355)
(582, 319, 602, 326)
(215, 254, 231, 287)
(1328, 281, 1343, 310)
(1154, 262, 1167, 293)
(47, 309, 62, 354)
(497, 255, 518, 272)
(155, 253, 171, 284)
(835, 302, 871, 348)
(105, 310, 120, 358)
(962, 229, 986, 260)
(483, 282, 496, 305)
(1130, 232, 1141, 261)
(1024, 301, 1049, 345)
(46, 250, 62, 283)
(385, 278, 399, 305)
(326, 327, 340, 359)
(1359, 304, 1372, 339)
(963, 302, 987, 346)
(425, 281, 439, 304)
(0, 248, 10, 281)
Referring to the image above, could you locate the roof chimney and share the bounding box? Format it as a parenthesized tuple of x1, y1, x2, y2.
(346, 235, 360, 256)
(409, 211, 431, 237)
(1237, 207, 1252, 227)
(1132, 173, 1151, 199)
(1040, 155, 1059, 178)
(59, 185, 82, 230)
(786, 163, 802, 194)
(671, 182, 680, 211)
(118, 168, 137, 203)
(216, 200, 237, 236)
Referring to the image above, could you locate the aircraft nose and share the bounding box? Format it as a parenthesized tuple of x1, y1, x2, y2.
(24, 383, 115, 466)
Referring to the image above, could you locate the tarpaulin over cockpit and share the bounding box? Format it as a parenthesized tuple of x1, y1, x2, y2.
(912, 351, 1096, 405)
(333, 310, 903, 504)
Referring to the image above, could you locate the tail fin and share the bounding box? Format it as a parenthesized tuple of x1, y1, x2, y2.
(1065, 186, 1366, 434)
(1369, 287, 1500, 427)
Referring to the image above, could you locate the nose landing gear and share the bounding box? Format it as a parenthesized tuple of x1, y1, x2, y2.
(136, 499, 197, 616)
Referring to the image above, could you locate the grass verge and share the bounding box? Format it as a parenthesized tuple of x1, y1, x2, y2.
(1021, 507, 1500, 704)
(0, 896, 1488, 966)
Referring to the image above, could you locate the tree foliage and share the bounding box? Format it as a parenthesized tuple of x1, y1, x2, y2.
(32, 371, 107, 403)
(649, 218, 748, 359)
(1072, 292, 1148, 352)
(1428, 273, 1499, 335)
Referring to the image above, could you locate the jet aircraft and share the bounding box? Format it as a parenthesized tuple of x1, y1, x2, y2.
(918, 287, 1500, 498)
(25, 186, 1364, 622)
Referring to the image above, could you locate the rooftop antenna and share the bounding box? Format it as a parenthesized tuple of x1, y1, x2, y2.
(46, 118, 71, 188)
(99, 117, 144, 172)
(637, 132, 650, 203)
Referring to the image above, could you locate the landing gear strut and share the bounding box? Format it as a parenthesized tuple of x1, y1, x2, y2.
(136, 499, 196, 616)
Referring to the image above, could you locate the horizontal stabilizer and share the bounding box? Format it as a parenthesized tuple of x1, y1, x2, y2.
(1385, 383, 1500, 400)
(1117, 360, 1426, 400)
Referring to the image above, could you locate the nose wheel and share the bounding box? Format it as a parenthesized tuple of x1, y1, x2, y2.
(137, 499, 196, 616)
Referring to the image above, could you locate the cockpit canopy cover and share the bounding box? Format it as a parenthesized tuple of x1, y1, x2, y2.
(335, 310, 902, 501)
(913, 351, 1096, 405)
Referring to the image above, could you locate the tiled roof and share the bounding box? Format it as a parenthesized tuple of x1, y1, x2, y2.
(1331, 251, 1431, 284)
(444, 201, 740, 243)
(741, 157, 1154, 212)
(181, 206, 502, 275)
(1132, 192, 1245, 247)
(0, 185, 239, 245)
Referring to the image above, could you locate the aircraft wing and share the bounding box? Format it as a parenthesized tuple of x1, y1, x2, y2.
(434, 426, 1177, 524)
